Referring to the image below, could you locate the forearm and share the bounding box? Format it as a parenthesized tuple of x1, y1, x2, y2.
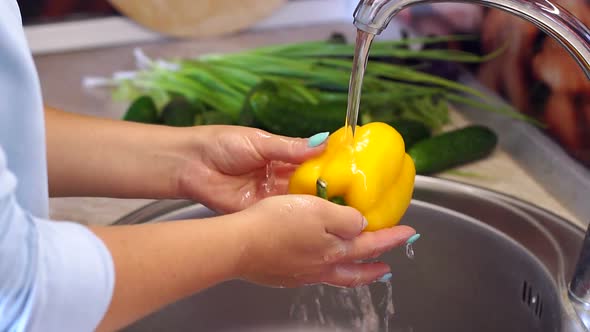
(91, 213, 244, 332)
(2, 192, 243, 332)
(45, 107, 192, 198)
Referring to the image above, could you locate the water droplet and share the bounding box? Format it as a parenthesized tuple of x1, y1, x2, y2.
(405, 242, 415, 260)
(262, 162, 275, 194)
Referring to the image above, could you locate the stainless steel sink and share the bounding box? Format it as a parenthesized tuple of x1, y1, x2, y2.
(114, 176, 586, 331)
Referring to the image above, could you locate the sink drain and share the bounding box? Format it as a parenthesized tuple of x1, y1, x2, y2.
(522, 280, 543, 319)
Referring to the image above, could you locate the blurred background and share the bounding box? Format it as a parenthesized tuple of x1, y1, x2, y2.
(19, 0, 590, 224)
(17, 0, 117, 24)
(18, 0, 589, 168)
(396, 2, 590, 168)
(18, 3, 590, 330)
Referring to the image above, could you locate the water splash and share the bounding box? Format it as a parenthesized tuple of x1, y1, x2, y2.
(352, 286, 380, 331)
(290, 283, 395, 331)
(239, 161, 276, 207)
(380, 281, 395, 331)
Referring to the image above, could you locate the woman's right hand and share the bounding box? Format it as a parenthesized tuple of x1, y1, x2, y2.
(233, 194, 416, 288)
(92, 193, 415, 332)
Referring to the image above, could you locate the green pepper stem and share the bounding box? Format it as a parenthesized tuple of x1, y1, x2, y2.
(316, 178, 347, 205)
(316, 178, 328, 200)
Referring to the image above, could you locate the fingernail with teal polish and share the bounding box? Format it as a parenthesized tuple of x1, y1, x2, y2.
(308, 132, 330, 148)
(378, 273, 392, 283)
(406, 234, 421, 245)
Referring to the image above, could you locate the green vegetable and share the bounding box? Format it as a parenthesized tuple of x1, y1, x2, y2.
(101, 34, 535, 134)
(123, 96, 159, 124)
(242, 81, 343, 137)
(160, 98, 200, 127)
(408, 125, 498, 174)
(241, 80, 442, 139)
(196, 111, 235, 125)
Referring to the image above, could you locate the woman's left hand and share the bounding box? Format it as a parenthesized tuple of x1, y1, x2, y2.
(45, 108, 327, 207)
(176, 125, 329, 213)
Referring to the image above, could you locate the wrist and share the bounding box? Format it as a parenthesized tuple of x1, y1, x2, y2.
(224, 208, 262, 281)
(172, 126, 222, 202)
(143, 126, 202, 200)
(204, 212, 252, 282)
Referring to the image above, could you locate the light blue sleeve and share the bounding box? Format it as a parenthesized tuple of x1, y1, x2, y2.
(0, 147, 115, 332)
(0, 1, 116, 331)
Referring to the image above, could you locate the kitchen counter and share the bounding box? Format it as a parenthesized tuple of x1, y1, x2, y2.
(34, 22, 582, 228)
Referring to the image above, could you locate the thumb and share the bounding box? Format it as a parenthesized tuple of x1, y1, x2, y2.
(255, 132, 329, 164)
(318, 199, 367, 240)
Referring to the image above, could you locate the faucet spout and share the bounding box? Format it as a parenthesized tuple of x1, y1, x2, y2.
(353, 0, 590, 79)
(354, 0, 590, 324)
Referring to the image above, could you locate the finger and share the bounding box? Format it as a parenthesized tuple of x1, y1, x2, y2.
(267, 164, 298, 190)
(318, 262, 391, 288)
(254, 131, 329, 164)
(343, 226, 416, 261)
(317, 201, 367, 240)
(268, 161, 298, 177)
(258, 162, 298, 196)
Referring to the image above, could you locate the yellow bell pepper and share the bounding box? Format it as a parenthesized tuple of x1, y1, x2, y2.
(288, 122, 416, 231)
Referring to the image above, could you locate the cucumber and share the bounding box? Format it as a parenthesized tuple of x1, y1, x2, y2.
(160, 97, 200, 127)
(252, 97, 343, 137)
(408, 125, 498, 174)
(241, 81, 344, 137)
(123, 96, 159, 124)
(160, 97, 235, 127)
(383, 119, 431, 149)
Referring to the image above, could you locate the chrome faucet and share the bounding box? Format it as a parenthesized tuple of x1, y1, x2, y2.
(353, 0, 590, 329)
(353, 0, 590, 77)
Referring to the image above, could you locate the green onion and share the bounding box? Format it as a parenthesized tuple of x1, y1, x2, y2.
(98, 35, 536, 131)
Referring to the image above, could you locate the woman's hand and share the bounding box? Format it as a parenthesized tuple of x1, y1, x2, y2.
(45, 108, 327, 209)
(94, 192, 415, 331)
(177, 125, 329, 213)
(233, 194, 416, 288)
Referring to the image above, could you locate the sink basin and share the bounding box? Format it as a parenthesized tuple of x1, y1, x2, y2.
(114, 176, 586, 331)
